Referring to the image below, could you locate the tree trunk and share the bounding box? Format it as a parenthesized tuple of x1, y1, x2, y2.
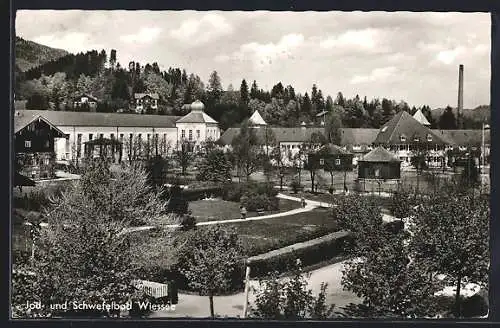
(209, 294, 215, 318)
(455, 275, 462, 318)
(310, 172, 315, 193)
(280, 175, 283, 191)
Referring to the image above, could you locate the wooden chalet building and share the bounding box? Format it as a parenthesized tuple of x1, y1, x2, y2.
(14, 112, 67, 180)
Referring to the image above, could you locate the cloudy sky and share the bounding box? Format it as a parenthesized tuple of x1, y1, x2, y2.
(16, 10, 490, 108)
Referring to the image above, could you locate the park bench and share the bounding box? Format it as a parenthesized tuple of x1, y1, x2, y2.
(256, 208, 265, 216)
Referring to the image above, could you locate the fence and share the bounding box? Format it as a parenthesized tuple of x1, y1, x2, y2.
(131, 280, 170, 299)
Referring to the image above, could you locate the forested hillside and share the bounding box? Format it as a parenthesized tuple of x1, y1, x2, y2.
(14, 38, 490, 130)
(15, 36, 69, 72)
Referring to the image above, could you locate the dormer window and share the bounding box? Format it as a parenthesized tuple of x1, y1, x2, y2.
(381, 126, 388, 132)
(427, 134, 433, 142)
(413, 137, 420, 142)
(400, 135, 407, 142)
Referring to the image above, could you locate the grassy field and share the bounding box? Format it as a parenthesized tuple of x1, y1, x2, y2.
(218, 207, 339, 256)
(189, 197, 300, 222)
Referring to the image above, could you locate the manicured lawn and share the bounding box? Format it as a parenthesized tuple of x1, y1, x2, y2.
(189, 198, 301, 223)
(217, 207, 339, 256)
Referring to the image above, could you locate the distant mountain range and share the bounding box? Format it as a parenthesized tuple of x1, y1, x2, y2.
(15, 36, 69, 72)
(431, 105, 490, 122)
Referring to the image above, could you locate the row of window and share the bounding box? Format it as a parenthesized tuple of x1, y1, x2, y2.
(181, 129, 200, 141)
(399, 135, 434, 142)
(319, 158, 341, 166)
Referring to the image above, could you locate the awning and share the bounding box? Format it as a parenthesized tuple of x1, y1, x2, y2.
(14, 172, 36, 187)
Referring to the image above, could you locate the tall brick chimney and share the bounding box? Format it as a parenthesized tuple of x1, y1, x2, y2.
(457, 64, 464, 129)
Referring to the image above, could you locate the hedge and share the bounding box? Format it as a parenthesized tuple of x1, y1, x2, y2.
(246, 230, 352, 278)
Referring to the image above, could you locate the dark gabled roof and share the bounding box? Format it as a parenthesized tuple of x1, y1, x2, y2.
(339, 128, 379, 146)
(374, 111, 447, 145)
(134, 93, 159, 100)
(14, 112, 66, 137)
(15, 110, 181, 128)
(431, 129, 491, 146)
(359, 146, 401, 163)
(317, 144, 353, 156)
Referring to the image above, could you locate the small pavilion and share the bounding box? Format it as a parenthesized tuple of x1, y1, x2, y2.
(84, 138, 123, 163)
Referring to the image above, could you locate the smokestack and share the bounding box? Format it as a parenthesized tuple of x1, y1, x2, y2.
(457, 64, 464, 129)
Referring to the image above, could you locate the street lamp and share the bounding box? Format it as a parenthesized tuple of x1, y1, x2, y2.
(481, 123, 490, 169)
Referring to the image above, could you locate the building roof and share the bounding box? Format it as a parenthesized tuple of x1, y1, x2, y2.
(432, 129, 491, 146)
(413, 109, 431, 126)
(249, 110, 267, 126)
(14, 112, 66, 137)
(317, 144, 353, 156)
(176, 111, 218, 124)
(219, 127, 325, 145)
(374, 110, 448, 145)
(134, 93, 159, 100)
(15, 110, 181, 128)
(359, 146, 401, 163)
(339, 128, 379, 146)
(74, 94, 98, 102)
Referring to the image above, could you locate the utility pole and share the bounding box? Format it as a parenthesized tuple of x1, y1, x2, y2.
(242, 264, 251, 318)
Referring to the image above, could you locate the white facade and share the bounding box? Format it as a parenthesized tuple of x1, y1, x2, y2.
(54, 125, 178, 161)
(176, 122, 220, 152)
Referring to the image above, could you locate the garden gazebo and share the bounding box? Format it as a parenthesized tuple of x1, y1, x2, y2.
(84, 138, 123, 163)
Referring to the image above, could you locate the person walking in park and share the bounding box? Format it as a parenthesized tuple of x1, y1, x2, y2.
(240, 205, 247, 219)
(301, 197, 306, 208)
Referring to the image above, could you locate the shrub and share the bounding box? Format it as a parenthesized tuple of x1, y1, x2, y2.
(222, 183, 243, 202)
(241, 192, 279, 212)
(166, 185, 189, 215)
(179, 214, 197, 231)
(248, 231, 351, 278)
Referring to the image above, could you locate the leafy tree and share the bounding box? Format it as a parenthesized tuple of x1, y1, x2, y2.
(410, 190, 489, 317)
(11, 160, 169, 318)
(178, 226, 242, 318)
(166, 184, 189, 216)
(303, 132, 327, 193)
(250, 80, 259, 99)
(301, 92, 312, 118)
(109, 49, 117, 70)
(439, 106, 457, 130)
(250, 262, 335, 319)
(240, 79, 249, 104)
(231, 120, 263, 182)
(334, 92, 345, 107)
(334, 195, 442, 318)
(325, 111, 343, 145)
(206, 70, 223, 107)
(248, 98, 267, 118)
(197, 148, 232, 183)
(175, 140, 194, 175)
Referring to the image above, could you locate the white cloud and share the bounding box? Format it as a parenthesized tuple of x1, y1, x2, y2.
(350, 66, 397, 84)
(33, 32, 104, 53)
(436, 47, 465, 65)
(217, 33, 305, 68)
(320, 28, 389, 53)
(170, 13, 233, 45)
(120, 27, 162, 44)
